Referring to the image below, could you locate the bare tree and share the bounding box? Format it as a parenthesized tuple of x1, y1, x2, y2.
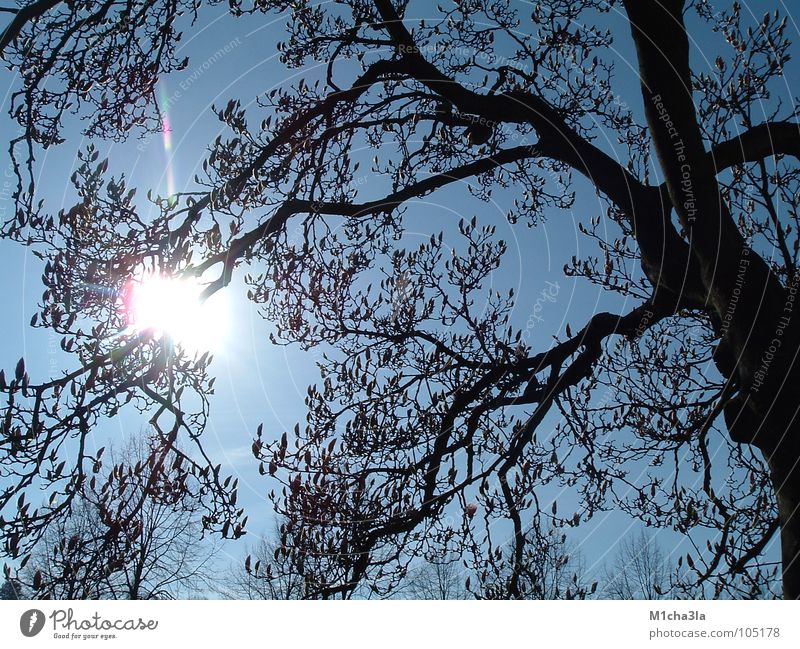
(397, 526, 589, 600)
(219, 531, 306, 600)
(603, 532, 671, 600)
(20, 431, 218, 599)
(1, 0, 800, 600)
(471, 526, 593, 600)
(401, 557, 469, 600)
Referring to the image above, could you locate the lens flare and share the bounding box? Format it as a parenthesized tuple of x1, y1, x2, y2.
(158, 84, 177, 202)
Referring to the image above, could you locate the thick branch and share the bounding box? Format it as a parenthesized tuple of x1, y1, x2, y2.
(194, 145, 543, 292)
(710, 121, 800, 172)
(329, 297, 676, 597)
(0, 0, 61, 54)
(372, 0, 703, 302)
(169, 58, 403, 242)
(623, 0, 790, 402)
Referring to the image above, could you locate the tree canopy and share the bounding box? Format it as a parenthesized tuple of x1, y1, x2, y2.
(1, 0, 800, 599)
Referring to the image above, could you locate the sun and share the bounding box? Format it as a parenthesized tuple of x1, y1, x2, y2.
(124, 273, 228, 352)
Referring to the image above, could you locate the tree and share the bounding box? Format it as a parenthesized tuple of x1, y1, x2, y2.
(602, 530, 779, 599)
(468, 526, 593, 600)
(19, 431, 218, 599)
(1, 0, 799, 599)
(402, 557, 468, 600)
(602, 532, 672, 600)
(219, 531, 307, 600)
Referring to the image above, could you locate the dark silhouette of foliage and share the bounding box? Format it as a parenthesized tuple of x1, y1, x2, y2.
(2, 0, 800, 599)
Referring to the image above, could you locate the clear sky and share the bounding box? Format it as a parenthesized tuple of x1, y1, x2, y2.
(1, 0, 795, 596)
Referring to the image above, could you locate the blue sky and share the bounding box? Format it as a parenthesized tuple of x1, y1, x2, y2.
(1, 1, 795, 595)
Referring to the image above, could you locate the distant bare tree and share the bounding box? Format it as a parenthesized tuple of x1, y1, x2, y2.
(402, 557, 468, 600)
(603, 532, 671, 600)
(20, 431, 218, 599)
(220, 531, 306, 600)
(471, 526, 594, 600)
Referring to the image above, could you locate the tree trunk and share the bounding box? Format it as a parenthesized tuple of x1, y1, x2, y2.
(623, 0, 800, 599)
(766, 437, 800, 599)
